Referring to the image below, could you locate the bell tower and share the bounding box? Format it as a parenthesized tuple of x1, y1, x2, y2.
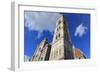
(49, 15, 74, 60)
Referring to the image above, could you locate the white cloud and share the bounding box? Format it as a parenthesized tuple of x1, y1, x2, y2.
(74, 23, 87, 37)
(24, 55, 30, 62)
(24, 11, 61, 38)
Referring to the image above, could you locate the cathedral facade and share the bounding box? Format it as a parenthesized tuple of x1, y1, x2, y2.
(30, 15, 86, 61)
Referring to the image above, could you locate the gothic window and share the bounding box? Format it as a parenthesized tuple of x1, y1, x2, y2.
(55, 33, 61, 40)
(59, 26, 61, 30)
(57, 27, 59, 31)
(58, 20, 61, 24)
(58, 33, 60, 38)
(57, 25, 61, 32)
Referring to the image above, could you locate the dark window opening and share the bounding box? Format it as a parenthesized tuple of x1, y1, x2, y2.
(58, 20, 61, 24)
(58, 33, 60, 38)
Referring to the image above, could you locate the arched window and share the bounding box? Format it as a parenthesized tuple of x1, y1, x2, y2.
(57, 25, 61, 32)
(59, 26, 61, 30)
(55, 33, 60, 40)
(58, 33, 60, 38)
(58, 20, 61, 24)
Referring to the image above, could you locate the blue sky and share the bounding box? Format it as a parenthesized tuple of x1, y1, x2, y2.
(24, 11, 90, 60)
